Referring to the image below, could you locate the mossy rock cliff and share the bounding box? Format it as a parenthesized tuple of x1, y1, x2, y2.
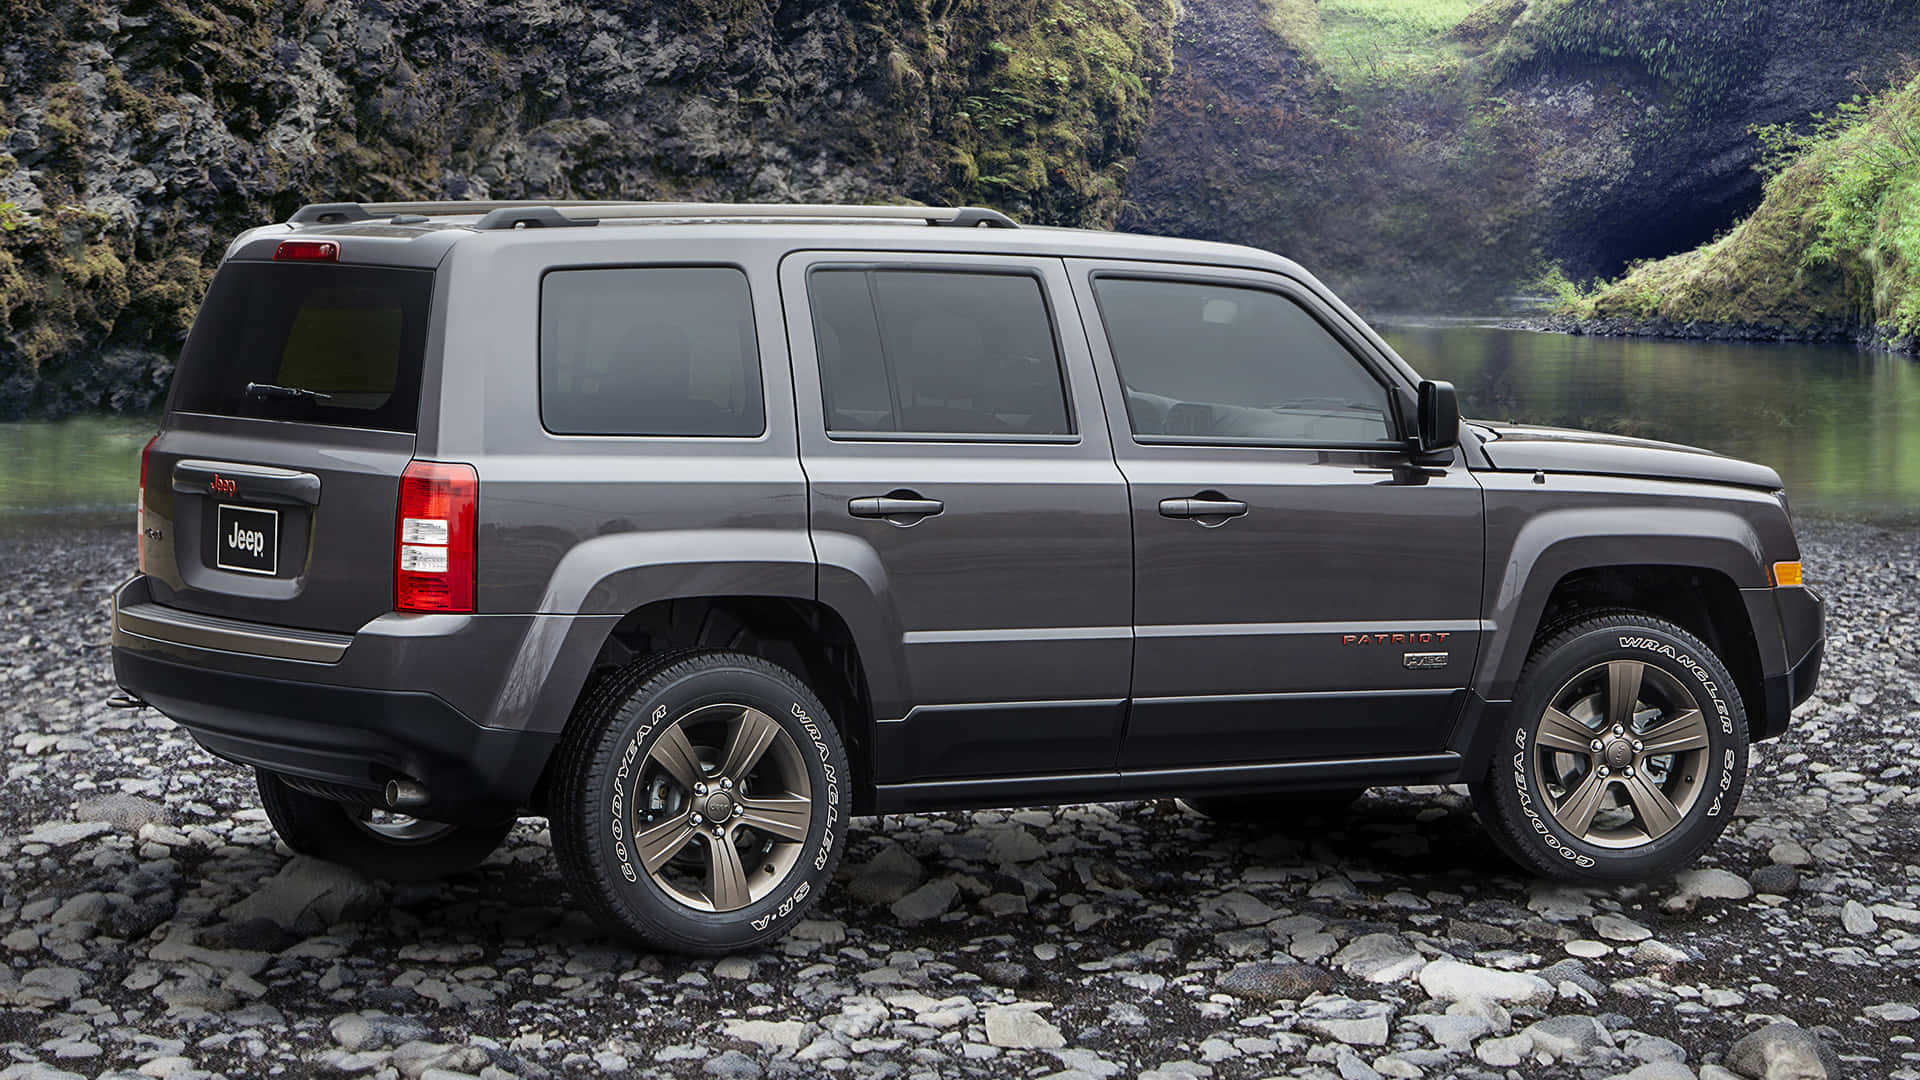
(0, 0, 1172, 418)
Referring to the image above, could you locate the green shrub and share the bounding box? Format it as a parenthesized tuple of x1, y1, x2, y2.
(1581, 72, 1920, 340)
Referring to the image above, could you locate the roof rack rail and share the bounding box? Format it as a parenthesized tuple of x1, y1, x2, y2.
(286, 200, 1020, 230)
(287, 203, 374, 226)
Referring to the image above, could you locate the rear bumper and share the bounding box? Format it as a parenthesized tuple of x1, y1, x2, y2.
(114, 647, 554, 822)
(108, 576, 597, 820)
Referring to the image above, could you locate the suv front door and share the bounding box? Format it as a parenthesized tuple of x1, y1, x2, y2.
(782, 252, 1133, 786)
(1068, 261, 1486, 771)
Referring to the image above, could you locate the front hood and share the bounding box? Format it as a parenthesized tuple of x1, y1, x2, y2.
(1471, 422, 1783, 490)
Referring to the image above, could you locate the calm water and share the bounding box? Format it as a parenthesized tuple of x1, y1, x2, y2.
(0, 328, 1914, 532)
(1382, 325, 1920, 524)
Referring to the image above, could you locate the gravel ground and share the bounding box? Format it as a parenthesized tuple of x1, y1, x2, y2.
(2, 520, 1916, 1080)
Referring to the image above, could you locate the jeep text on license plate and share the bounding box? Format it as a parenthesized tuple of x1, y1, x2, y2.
(216, 504, 278, 576)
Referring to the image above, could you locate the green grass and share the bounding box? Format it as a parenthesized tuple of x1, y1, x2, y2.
(1263, 0, 1483, 81)
(1562, 72, 1920, 344)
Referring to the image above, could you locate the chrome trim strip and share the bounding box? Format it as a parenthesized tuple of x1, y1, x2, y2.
(901, 626, 1132, 644)
(1132, 687, 1456, 706)
(1136, 619, 1491, 638)
(881, 697, 1127, 724)
(113, 601, 351, 664)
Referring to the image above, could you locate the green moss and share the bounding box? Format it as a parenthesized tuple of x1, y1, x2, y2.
(1484, 0, 1775, 116)
(1575, 73, 1920, 340)
(928, 0, 1176, 226)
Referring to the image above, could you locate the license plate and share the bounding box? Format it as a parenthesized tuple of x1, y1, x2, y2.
(216, 504, 279, 576)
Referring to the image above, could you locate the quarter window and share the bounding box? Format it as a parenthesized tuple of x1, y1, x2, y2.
(1092, 277, 1395, 444)
(809, 268, 1073, 437)
(540, 267, 764, 437)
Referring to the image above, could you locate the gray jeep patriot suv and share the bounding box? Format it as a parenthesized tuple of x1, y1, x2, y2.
(111, 200, 1825, 953)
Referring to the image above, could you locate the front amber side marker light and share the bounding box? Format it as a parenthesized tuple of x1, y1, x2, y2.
(1772, 561, 1804, 587)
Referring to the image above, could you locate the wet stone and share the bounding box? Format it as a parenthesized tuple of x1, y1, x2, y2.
(1217, 961, 1334, 1001)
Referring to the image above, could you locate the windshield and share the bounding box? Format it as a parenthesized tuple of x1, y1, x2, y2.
(170, 261, 433, 432)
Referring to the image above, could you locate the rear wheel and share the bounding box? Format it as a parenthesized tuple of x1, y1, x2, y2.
(1181, 789, 1366, 822)
(1471, 611, 1747, 882)
(256, 770, 513, 881)
(550, 651, 849, 954)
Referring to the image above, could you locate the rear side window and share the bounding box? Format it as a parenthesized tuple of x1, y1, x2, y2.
(540, 267, 764, 437)
(809, 268, 1072, 437)
(1092, 277, 1396, 444)
(171, 262, 432, 432)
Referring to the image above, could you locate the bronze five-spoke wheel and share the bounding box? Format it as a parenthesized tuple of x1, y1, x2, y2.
(626, 703, 815, 913)
(1472, 612, 1748, 883)
(552, 651, 849, 954)
(1532, 659, 1712, 847)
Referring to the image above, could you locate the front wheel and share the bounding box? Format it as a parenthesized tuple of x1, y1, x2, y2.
(550, 651, 849, 954)
(1470, 612, 1748, 882)
(256, 770, 514, 881)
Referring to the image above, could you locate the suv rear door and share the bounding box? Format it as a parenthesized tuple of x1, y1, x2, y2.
(1068, 260, 1487, 769)
(142, 255, 436, 633)
(781, 252, 1132, 782)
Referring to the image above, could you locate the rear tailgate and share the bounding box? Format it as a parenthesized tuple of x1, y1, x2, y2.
(142, 258, 434, 634)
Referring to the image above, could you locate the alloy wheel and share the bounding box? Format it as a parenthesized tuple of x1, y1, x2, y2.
(1532, 659, 1712, 848)
(626, 703, 814, 912)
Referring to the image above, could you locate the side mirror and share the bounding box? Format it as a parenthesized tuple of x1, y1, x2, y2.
(1415, 379, 1459, 455)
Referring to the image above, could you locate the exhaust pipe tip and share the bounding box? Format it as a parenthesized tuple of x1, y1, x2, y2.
(106, 691, 148, 711)
(385, 780, 430, 810)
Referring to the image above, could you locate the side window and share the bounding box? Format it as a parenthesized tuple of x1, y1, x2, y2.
(1091, 277, 1396, 444)
(809, 268, 1073, 437)
(540, 266, 764, 437)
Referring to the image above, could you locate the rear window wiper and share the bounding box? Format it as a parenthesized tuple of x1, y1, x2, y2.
(245, 381, 333, 402)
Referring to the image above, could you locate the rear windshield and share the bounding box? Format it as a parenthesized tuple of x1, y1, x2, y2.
(170, 261, 433, 431)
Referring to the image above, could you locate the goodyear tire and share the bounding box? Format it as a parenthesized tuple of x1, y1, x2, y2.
(551, 650, 849, 954)
(256, 769, 512, 882)
(1471, 612, 1748, 882)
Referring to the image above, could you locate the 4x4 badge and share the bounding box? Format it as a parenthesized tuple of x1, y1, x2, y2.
(1404, 652, 1450, 670)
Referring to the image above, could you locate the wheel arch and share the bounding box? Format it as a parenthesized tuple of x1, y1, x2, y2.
(1478, 508, 1779, 709)
(530, 594, 881, 813)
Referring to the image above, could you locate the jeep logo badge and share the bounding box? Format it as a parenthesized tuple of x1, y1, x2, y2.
(210, 475, 237, 498)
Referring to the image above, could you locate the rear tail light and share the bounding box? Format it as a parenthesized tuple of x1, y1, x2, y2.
(395, 460, 477, 613)
(137, 434, 158, 573)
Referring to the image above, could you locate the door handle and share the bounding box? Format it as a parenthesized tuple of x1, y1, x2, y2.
(1159, 495, 1249, 521)
(849, 493, 945, 525)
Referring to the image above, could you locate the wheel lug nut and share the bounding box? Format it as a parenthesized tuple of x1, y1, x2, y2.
(1590, 739, 1604, 752)
(1597, 766, 1610, 777)
(690, 814, 703, 825)
(721, 778, 733, 790)
(1624, 767, 1634, 778)
(713, 827, 725, 837)
(1632, 740, 1643, 751)
(694, 782, 707, 795)
(1613, 725, 1624, 735)
(732, 805, 744, 817)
